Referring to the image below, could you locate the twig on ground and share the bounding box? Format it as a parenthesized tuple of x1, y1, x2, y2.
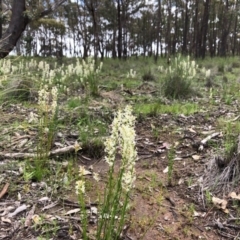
(196, 132, 221, 151)
(0, 145, 80, 160)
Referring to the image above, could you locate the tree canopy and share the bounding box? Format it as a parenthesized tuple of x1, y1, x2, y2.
(1, 0, 240, 59)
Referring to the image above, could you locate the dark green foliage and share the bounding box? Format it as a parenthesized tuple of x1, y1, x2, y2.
(142, 70, 155, 81)
(222, 76, 228, 83)
(204, 63, 214, 69)
(226, 66, 232, 73)
(163, 74, 192, 99)
(231, 62, 240, 68)
(205, 78, 213, 88)
(3, 78, 34, 101)
(218, 64, 224, 73)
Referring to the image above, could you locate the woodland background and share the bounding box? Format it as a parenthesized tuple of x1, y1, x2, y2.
(1, 0, 239, 60)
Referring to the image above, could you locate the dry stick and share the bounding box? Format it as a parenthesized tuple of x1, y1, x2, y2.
(198, 132, 221, 151)
(0, 145, 78, 160)
(224, 115, 240, 123)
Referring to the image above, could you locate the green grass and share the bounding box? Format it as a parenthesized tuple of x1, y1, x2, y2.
(134, 102, 199, 116)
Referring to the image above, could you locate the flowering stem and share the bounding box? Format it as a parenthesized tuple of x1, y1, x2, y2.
(96, 105, 137, 240)
(105, 170, 124, 239)
(115, 191, 129, 239)
(78, 193, 88, 240)
(96, 166, 115, 239)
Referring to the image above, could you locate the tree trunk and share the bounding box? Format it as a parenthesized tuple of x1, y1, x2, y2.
(219, 0, 233, 57)
(154, 0, 161, 63)
(200, 0, 210, 59)
(232, 14, 238, 56)
(0, 0, 67, 59)
(117, 0, 122, 59)
(0, 0, 2, 39)
(0, 0, 29, 58)
(193, 0, 199, 58)
(182, 0, 189, 55)
(166, 0, 172, 56)
(112, 29, 117, 58)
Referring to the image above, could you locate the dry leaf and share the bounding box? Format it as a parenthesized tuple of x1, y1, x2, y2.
(163, 166, 168, 173)
(25, 205, 36, 227)
(1, 217, 11, 224)
(193, 211, 201, 217)
(38, 197, 50, 203)
(163, 212, 172, 221)
(174, 141, 180, 147)
(192, 155, 201, 160)
(212, 197, 229, 213)
(193, 211, 206, 217)
(174, 157, 183, 161)
(18, 138, 28, 148)
(162, 142, 171, 149)
(178, 178, 184, 185)
(91, 206, 98, 215)
(64, 208, 81, 215)
(17, 192, 21, 201)
(0, 183, 9, 199)
(32, 214, 41, 224)
(188, 128, 196, 133)
(228, 192, 240, 200)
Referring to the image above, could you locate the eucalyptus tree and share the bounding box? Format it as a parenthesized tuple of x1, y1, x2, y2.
(0, 0, 67, 58)
(136, 8, 155, 56)
(115, 0, 145, 59)
(155, 0, 163, 62)
(217, 0, 237, 56)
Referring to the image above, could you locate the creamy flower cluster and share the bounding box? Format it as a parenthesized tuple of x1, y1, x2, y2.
(105, 105, 137, 192)
(0, 58, 102, 95)
(158, 55, 198, 81)
(38, 85, 58, 118)
(75, 179, 85, 194)
(75, 165, 100, 195)
(126, 69, 136, 78)
(63, 58, 103, 83)
(201, 67, 211, 78)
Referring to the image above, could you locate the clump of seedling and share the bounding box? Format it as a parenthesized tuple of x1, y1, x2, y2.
(142, 69, 155, 81)
(127, 69, 137, 78)
(160, 55, 198, 99)
(167, 147, 175, 186)
(232, 61, 240, 68)
(218, 63, 224, 73)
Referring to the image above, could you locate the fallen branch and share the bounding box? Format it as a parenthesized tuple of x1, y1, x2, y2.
(0, 145, 79, 160)
(194, 132, 221, 151)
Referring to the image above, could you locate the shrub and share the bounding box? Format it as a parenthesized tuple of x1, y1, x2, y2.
(218, 63, 224, 73)
(232, 61, 240, 68)
(3, 78, 34, 101)
(126, 69, 136, 78)
(142, 70, 155, 81)
(164, 74, 192, 99)
(162, 55, 198, 99)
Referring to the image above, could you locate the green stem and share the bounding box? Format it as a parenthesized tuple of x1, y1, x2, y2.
(105, 168, 124, 239)
(115, 191, 129, 239)
(79, 193, 88, 240)
(96, 166, 114, 239)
